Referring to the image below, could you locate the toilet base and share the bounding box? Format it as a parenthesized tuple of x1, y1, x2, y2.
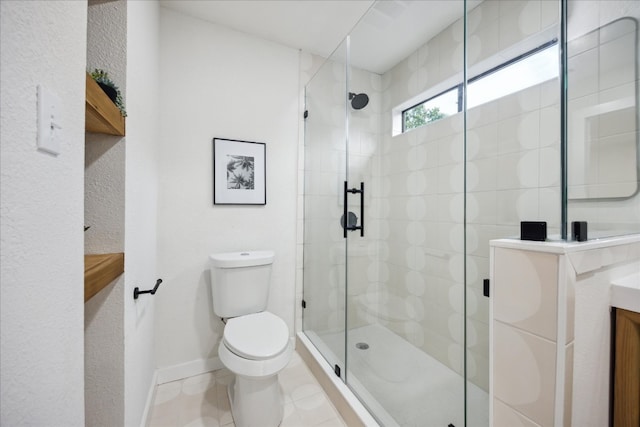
(227, 373, 284, 427)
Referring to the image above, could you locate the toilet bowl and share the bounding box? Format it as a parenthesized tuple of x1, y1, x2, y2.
(209, 251, 292, 427)
(218, 312, 293, 427)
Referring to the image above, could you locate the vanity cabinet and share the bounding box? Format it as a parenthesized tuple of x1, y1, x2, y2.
(613, 308, 640, 427)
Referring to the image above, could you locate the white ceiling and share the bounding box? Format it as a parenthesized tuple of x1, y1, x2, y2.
(160, 0, 478, 74)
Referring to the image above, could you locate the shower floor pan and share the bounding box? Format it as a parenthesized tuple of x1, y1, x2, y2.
(307, 323, 488, 427)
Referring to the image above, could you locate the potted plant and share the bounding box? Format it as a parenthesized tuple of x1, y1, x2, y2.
(89, 68, 127, 117)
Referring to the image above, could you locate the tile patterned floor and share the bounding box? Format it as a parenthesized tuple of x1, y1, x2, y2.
(148, 351, 348, 427)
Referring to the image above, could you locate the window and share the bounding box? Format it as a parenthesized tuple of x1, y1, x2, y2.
(402, 40, 558, 133)
(403, 88, 459, 131)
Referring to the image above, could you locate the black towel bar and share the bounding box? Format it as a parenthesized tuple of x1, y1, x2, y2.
(133, 279, 163, 300)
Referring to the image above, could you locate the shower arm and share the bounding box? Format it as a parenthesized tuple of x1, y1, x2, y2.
(343, 181, 364, 238)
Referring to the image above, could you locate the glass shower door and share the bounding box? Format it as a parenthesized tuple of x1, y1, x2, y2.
(344, 2, 467, 426)
(302, 39, 349, 378)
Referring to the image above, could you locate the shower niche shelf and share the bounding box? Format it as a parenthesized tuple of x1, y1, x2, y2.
(85, 72, 125, 136)
(84, 252, 124, 302)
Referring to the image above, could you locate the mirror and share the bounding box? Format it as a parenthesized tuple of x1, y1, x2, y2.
(568, 17, 639, 199)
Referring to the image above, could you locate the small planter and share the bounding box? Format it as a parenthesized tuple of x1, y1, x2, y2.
(97, 82, 117, 103)
(89, 69, 127, 117)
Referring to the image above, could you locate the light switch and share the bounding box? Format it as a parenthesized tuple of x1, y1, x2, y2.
(37, 85, 62, 155)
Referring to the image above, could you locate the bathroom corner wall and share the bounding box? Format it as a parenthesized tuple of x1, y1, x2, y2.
(156, 7, 299, 382)
(0, 1, 87, 424)
(490, 236, 640, 427)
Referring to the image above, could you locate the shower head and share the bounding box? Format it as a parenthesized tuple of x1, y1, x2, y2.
(349, 92, 369, 110)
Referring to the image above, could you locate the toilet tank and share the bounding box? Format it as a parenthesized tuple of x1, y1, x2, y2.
(209, 250, 274, 318)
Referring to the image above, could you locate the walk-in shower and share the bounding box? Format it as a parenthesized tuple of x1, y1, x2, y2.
(301, 1, 639, 426)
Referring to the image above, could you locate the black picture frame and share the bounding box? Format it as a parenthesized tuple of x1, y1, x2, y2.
(212, 138, 266, 205)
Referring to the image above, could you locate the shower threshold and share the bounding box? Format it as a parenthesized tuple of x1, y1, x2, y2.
(304, 324, 488, 427)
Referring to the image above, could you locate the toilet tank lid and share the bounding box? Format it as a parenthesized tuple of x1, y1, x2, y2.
(209, 250, 274, 268)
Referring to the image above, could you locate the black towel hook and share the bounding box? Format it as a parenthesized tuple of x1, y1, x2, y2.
(133, 279, 163, 300)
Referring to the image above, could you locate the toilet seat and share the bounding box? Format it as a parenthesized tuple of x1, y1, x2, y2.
(223, 312, 289, 360)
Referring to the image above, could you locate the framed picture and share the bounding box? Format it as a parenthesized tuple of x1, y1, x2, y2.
(213, 137, 266, 205)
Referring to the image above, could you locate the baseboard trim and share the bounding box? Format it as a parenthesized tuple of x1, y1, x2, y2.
(140, 370, 159, 427)
(156, 356, 224, 385)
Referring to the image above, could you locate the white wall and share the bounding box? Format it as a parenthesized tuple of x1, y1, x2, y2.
(125, 1, 161, 425)
(0, 1, 87, 425)
(156, 8, 300, 380)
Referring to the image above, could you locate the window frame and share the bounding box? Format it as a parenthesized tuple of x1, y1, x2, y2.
(401, 39, 558, 133)
(401, 86, 461, 133)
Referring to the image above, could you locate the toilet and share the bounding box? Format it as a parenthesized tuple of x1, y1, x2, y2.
(209, 250, 293, 427)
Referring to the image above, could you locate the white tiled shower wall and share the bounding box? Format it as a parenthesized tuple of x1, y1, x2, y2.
(377, 0, 562, 390)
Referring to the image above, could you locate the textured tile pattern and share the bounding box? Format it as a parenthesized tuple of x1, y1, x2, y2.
(492, 246, 562, 427)
(148, 352, 347, 427)
(491, 242, 582, 427)
(494, 248, 559, 341)
(493, 321, 557, 426)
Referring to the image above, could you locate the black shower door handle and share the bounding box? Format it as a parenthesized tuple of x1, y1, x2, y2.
(343, 181, 364, 238)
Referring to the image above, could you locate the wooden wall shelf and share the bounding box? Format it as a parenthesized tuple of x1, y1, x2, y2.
(85, 72, 125, 136)
(84, 253, 124, 302)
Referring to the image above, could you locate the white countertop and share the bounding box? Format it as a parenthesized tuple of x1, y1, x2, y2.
(490, 233, 640, 254)
(611, 273, 640, 313)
